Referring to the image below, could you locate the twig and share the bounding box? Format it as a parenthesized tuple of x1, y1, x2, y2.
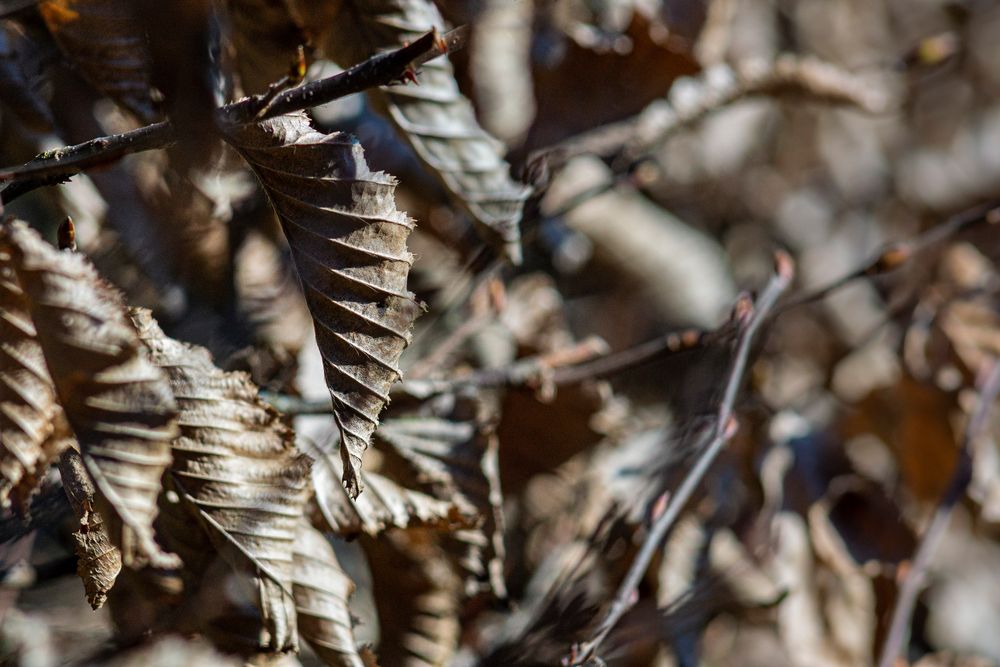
(774, 201, 1000, 315)
(533, 54, 890, 174)
(876, 360, 1000, 667)
(0, 28, 464, 203)
(565, 251, 795, 666)
(0, 122, 174, 203)
(550, 327, 709, 386)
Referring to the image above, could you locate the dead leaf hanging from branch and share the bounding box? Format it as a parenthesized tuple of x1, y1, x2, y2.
(0, 247, 67, 507)
(0, 221, 178, 569)
(226, 112, 420, 499)
(132, 310, 310, 653)
(292, 520, 366, 667)
(58, 448, 123, 610)
(288, 0, 531, 262)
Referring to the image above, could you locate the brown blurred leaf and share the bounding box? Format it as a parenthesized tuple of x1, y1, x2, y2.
(0, 247, 67, 507)
(376, 389, 506, 597)
(292, 520, 365, 667)
(303, 436, 472, 538)
(226, 112, 420, 499)
(362, 530, 461, 667)
(0, 221, 178, 568)
(0, 20, 53, 132)
(58, 447, 123, 609)
(224, 0, 305, 95)
(38, 0, 158, 122)
(132, 310, 310, 653)
(843, 372, 959, 503)
(527, 10, 700, 150)
(288, 0, 530, 263)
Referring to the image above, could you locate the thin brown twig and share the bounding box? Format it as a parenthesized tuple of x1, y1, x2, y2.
(564, 251, 795, 666)
(774, 201, 1000, 315)
(0, 28, 463, 203)
(876, 360, 1000, 667)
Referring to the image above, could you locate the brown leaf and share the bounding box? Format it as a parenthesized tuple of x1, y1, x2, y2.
(288, 0, 531, 263)
(362, 530, 461, 667)
(38, 0, 158, 122)
(303, 436, 472, 538)
(292, 520, 365, 667)
(224, 0, 305, 95)
(58, 447, 123, 609)
(0, 21, 54, 133)
(226, 112, 421, 498)
(132, 309, 311, 653)
(376, 389, 506, 597)
(0, 221, 178, 568)
(0, 247, 67, 507)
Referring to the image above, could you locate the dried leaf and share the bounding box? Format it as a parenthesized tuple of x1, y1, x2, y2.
(226, 112, 420, 498)
(224, 0, 304, 95)
(302, 436, 472, 538)
(58, 447, 123, 609)
(0, 221, 178, 568)
(132, 309, 310, 653)
(292, 521, 365, 667)
(0, 248, 66, 506)
(376, 389, 506, 597)
(38, 0, 158, 122)
(362, 530, 461, 667)
(0, 21, 53, 133)
(288, 0, 531, 263)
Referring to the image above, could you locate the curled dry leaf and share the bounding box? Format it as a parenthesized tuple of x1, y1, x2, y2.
(376, 389, 506, 597)
(362, 530, 461, 667)
(292, 520, 365, 667)
(57, 448, 123, 609)
(38, 0, 158, 122)
(226, 112, 420, 498)
(302, 436, 473, 538)
(288, 0, 531, 263)
(0, 248, 67, 507)
(132, 310, 310, 653)
(0, 221, 178, 568)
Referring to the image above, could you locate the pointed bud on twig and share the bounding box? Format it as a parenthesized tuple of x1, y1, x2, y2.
(57, 216, 76, 252)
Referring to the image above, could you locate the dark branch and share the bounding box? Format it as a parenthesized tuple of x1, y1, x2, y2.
(565, 251, 795, 666)
(0, 27, 463, 203)
(876, 360, 1000, 667)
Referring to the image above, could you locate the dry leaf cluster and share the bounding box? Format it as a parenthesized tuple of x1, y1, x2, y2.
(1, 1, 1000, 666)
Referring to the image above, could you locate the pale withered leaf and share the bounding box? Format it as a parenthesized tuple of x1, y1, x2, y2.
(132, 309, 311, 653)
(302, 436, 472, 538)
(362, 530, 461, 667)
(376, 389, 506, 597)
(58, 448, 123, 610)
(226, 113, 420, 498)
(287, 0, 531, 263)
(0, 248, 67, 507)
(292, 520, 365, 667)
(38, 0, 158, 122)
(0, 221, 178, 568)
